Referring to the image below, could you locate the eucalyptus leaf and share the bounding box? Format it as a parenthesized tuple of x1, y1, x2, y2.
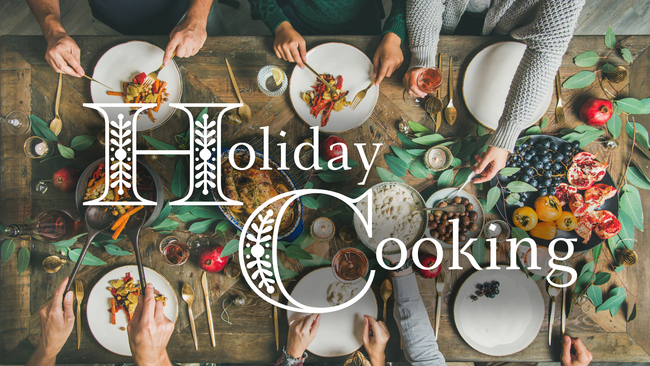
(152, 218, 179, 232)
(574, 51, 600, 67)
(70, 135, 96, 151)
(214, 220, 231, 233)
(410, 159, 430, 179)
(391, 146, 415, 163)
(620, 190, 644, 231)
(277, 259, 298, 280)
(175, 212, 197, 222)
(607, 112, 622, 138)
(172, 205, 194, 215)
(604, 25, 616, 49)
(30, 115, 58, 141)
(221, 239, 240, 257)
(51, 233, 86, 249)
(413, 134, 445, 146)
(192, 207, 225, 219)
(580, 262, 595, 277)
(150, 202, 171, 227)
(302, 196, 318, 209)
(283, 245, 313, 260)
(450, 157, 461, 167)
(322, 209, 343, 217)
(586, 285, 603, 308)
(171, 159, 188, 197)
(385, 155, 408, 177)
(397, 132, 419, 149)
(626, 122, 650, 150)
(453, 167, 472, 187)
(616, 98, 648, 115)
(608, 235, 621, 262)
(617, 211, 635, 245)
(593, 272, 611, 286)
(499, 167, 520, 177)
(406, 149, 426, 156)
(541, 117, 549, 130)
(1, 239, 15, 264)
(626, 166, 650, 190)
(485, 187, 500, 213)
(621, 48, 633, 63)
(561, 130, 604, 148)
(296, 232, 315, 249)
(347, 187, 367, 199)
(616, 265, 625, 273)
(104, 244, 131, 256)
(318, 170, 349, 183)
(316, 195, 331, 209)
(479, 198, 498, 214)
(477, 124, 488, 136)
(592, 244, 602, 263)
(189, 219, 217, 233)
(142, 135, 176, 156)
(602, 63, 615, 73)
(304, 181, 313, 189)
(57, 144, 75, 159)
(67, 248, 105, 266)
(506, 181, 537, 193)
(574, 270, 593, 294)
(298, 254, 332, 267)
(505, 193, 520, 205)
(195, 107, 209, 124)
(511, 227, 529, 241)
(563, 71, 596, 89)
(596, 286, 626, 317)
(17, 247, 30, 275)
(437, 169, 454, 189)
(376, 167, 404, 183)
(525, 126, 541, 136)
(472, 237, 486, 266)
(408, 120, 430, 133)
(628, 303, 637, 322)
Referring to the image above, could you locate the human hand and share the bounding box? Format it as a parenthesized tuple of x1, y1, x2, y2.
(127, 283, 174, 366)
(362, 315, 389, 366)
(164, 16, 207, 66)
(45, 31, 84, 77)
(473, 146, 510, 183)
(273, 22, 307, 69)
(403, 67, 427, 98)
(286, 313, 320, 358)
(372, 32, 403, 86)
(561, 336, 593, 366)
(37, 277, 75, 357)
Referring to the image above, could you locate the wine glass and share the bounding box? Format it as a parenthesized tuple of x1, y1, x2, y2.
(1, 110, 31, 135)
(403, 67, 443, 107)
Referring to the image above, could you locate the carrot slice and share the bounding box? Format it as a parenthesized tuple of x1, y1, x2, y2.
(110, 206, 143, 231)
(107, 91, 125, 96)
(110, 298, 117, 325)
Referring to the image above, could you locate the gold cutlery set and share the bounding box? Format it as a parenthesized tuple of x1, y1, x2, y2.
(182, 273, 219, 350)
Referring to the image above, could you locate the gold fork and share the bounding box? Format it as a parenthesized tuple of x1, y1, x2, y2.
(141, 52, 175, 89)
(75, 280, 84, 349)
(555, 70, 565, 125)
(435, 271, 445, 340)
(350, 78, 376, 110)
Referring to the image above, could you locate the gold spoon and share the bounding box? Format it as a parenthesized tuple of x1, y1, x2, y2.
(50, 73, 63, 136)
(380, 279, 392, 321)
(43, 255, 66, 273)
(444, 56, 457, 126)
(225, 58, 252, 123)
(182, 283, 199, 350)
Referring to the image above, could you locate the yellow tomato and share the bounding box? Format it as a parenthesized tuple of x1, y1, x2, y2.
(555, 211, 577, 231)
(534, 196, 562, 222)
(513, 207, 538, 231)
(530, 221, 557, 240)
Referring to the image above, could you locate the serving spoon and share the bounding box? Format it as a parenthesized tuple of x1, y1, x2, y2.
(225, 58, 252, 123)
(124, 209, 148, 288)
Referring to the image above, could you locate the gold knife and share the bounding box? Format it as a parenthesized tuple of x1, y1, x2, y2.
(201, 272, 216, 348)
(435, 53, 442, 132)
(271, 290, 280, 351)
(303, 62, 339, 95)
(83, 75, 113, 90)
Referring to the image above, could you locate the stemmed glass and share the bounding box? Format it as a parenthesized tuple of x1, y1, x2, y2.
(402, 67, 443, 107)
(1, 110, 31, 135)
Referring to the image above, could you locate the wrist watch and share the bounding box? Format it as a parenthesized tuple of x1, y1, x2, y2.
(394, 258, 413, 273)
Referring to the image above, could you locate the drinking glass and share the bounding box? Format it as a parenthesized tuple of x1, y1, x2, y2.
(2, 110, 31, 135)
(331, 247, 369, 284)
(402, 67, 443, 107)
(159, 236, 190, 265)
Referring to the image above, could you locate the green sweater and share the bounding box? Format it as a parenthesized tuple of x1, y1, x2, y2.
(250, 0, 406, 42)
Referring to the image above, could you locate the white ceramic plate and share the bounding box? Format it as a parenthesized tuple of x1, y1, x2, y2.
(463, 41, 553, 130)
(425, 188, 484, 248)
(454, 266, 544, 356)
(86, 265, 178, 356)
(91, 41, 182, 131)
(286, 268, 377, 357)
(289, 43, 378, 133)
(516, 245, 567, 278)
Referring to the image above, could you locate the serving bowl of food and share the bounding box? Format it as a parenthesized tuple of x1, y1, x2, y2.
(424, 188, 485, 248)
(353, 182, 428, 255)
(75, 158, 165, 237)
(211, 147, 304, 242)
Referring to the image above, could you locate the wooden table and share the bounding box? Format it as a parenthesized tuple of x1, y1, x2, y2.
(1, 35, 649, 364)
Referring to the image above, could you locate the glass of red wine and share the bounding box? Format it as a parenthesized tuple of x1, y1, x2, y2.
(403, 67, 443, 107)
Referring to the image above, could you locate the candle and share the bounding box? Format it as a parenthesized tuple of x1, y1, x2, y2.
(424, 146, 452, 171)
(311, 217, 335, 241)
(34, 142, 48, 156)
(487, 223, 502, 237)
(428, 148, 446, 169)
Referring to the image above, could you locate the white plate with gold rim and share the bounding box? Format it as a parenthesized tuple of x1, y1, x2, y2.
(86, 265, 178, 356)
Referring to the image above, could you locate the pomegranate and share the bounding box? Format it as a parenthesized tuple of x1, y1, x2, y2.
(414, 252, 442, 278)
(579, 98, 613, 127)
(321, 135, 347, 163)
(198, 245, 228, 273)
(584, 183, 617, 208)
(52, 166, 80, 193)
(593, 210, 621, 240)
(567, 152, 608, 190)
(555, 183, 578, 207)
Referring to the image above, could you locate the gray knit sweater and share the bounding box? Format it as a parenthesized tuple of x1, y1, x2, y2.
(406, 0, 585, 152)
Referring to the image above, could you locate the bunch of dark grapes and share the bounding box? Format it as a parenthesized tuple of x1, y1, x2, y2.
(505, 139, 580, 199)
(471, 281, 500, 301)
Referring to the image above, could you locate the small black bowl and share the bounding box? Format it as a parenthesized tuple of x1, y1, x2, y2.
(75, 158, 165, 232)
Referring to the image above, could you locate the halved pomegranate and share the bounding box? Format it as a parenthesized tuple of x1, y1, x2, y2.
(567, 152, 608, 190)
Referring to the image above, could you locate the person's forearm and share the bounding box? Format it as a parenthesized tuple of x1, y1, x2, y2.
(134, 352, 173, 366)
(184, 0, 214, 27)
(248, 0, 289, 34)
(25, 344, 57, 366)
(393, 273, 445, 366)
(489, 0, 585, 152)
(382, 0, 406, 44)
(405, 0, 444, 69)
(25, 0, 66, 40)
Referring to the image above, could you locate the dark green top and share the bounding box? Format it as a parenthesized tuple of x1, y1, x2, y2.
(250, 0, 406, 42)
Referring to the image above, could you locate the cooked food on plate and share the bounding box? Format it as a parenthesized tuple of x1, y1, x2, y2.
(106, 72, 170, 123)
(301, 74, 350, 127)
(107, 272, 167, 326)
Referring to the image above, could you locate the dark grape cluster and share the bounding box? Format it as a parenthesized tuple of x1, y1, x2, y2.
(471, 281, 500, 301)
(505, 139, 580, 200)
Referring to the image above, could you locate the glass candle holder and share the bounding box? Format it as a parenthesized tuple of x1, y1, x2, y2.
(310, 217, 335, 241)
(424, 146, 453, 171)
(24, 136, 55, 159)
(257, 65, 288, 97)
(159, 236, 190, 266)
